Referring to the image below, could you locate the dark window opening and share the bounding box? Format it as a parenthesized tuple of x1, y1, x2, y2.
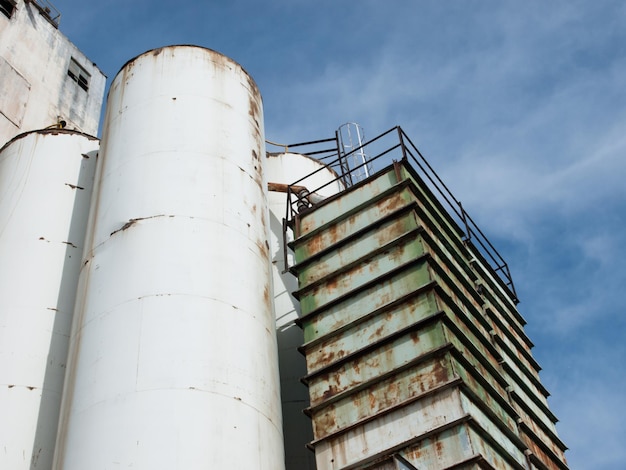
(67, 58, 90, 92)
(0, 0, 16, 19)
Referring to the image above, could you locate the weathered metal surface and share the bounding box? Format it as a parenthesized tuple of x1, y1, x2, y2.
(489, 317, 540, 375)
(521, 430, 569, 470)
(482, 294, 533, 350)
(303, 287, 440, 374)
(458, 392, 527, 466)
(451, 355, 518, 434)
(0, 3, 105, 145)
(292, 159, 567, 469)
(302, 279, 512, 418)
(469, 254, 525, 326)
(295, 207, 420, 286)
(519, 423, 568, 468)
(0, 130, 98, 470)
(297, 232, 426, 313)
(416, 220, 531, 369)
(515, 402, 566, 459)
(300, 256, 432, 341)
(53, 47, 285, 470)
(510, 390, 559, 437)
(296, 166, 399, 236)
(403, 420, 525, 470)
(503, 366, 558, 435)
(309, 347, 523, 443)
(313, 386, 468, 469)
(314, 386, 528, 470)
(396, 163, 523, 328)
(294, 183, 417, 261)
(309, 352, 455, 439)
(306, 315, 447, 407)
(440, 317, 511, 407)
(499, 346, 549, 406)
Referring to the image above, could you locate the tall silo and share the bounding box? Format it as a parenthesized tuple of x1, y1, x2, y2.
(0, 129, 98, 470)
(53, 46, 285, 469)
(266, 152, 344, 469)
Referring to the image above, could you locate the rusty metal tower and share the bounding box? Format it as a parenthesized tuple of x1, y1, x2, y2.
(283, 127, 568, 470)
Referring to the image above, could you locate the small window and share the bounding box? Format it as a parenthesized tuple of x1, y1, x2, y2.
(0, 0, 16, 19)
(67, 58, 90, 92)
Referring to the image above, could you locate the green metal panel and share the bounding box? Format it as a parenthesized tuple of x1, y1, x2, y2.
(309, 351, 456, 440)
(302, 287, 441, 375)
(293, 185, 418, 262)
(296, 232, 426, 312)
(299, 258, 433, 341)
(305, 316, 447, 408)
(401, 420, 524, 470)
(295, 167, 399, 237)
(294, 208, 421, 286)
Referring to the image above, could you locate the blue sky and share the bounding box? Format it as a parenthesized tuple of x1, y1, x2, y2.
(54, 1, 626, 468)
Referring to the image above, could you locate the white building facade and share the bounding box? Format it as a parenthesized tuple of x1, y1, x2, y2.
(0, 0, 105, 146)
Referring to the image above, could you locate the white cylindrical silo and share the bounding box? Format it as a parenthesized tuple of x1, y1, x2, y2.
(0, 130, 98, 470)
(266, 152, 343, 470)
(53, 46, 285, 469)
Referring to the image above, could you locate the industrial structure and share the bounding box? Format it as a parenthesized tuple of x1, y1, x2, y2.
(0, 2, 569, 469)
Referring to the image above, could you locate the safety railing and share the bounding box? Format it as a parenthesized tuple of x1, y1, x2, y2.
(283, 126, 518, 303)
(26, 0, 61, 27)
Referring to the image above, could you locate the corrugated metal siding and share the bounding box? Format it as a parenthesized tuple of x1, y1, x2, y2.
(290, 160, 568, 470)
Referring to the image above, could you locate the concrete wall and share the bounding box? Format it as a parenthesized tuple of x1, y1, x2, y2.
(0, 0, 106, 146)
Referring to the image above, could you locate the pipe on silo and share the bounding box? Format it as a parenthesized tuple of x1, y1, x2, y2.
(53, 46, 285, 469)
(0, 129, 98, 470)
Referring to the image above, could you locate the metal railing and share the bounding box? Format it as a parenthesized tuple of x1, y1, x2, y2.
(26, 0, 61, 27)
(283, 125, 518, 303)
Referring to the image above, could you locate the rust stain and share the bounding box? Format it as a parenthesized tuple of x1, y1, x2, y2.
(325, 277, 339, 292)
(432, 357, 450, 385)
(313, 406, 337, 438)
(248, 95, 260, 131)
(320, 384, 340, 402)
(368, 356, 381, 369)
(110, 215, 166, 237)
(435, 439, 444, 456)
(370, 324, 386, 342)
(255, 239, 269, 261)
(368, 390, 376, 409)
(111, 219, 138, 236)
(314, 348, 337, 368)
(263, 285, 271, 309)
(409, 330, 421, 344)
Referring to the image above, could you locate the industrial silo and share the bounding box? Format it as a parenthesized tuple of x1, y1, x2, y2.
(53, 46, 285, 469)
(0, 129, 98, 470)
(266, 151, 344, 469)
